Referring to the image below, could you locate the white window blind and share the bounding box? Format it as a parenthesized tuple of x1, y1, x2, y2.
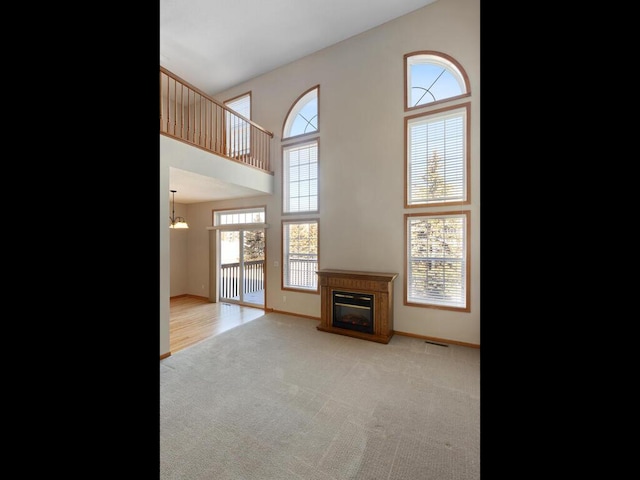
(406, 212, 468, 310)
(225, 93, 251, 157)
(283, 140, 318, 213)
(407, 105, 467, 206)
(225, 94, 250, 118)
(282, 220, 318, 291)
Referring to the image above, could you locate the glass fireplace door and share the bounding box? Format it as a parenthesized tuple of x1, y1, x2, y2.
(332, 291, 374, 334)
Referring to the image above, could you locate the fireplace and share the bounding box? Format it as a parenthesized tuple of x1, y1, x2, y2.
(317, 269, 398, 344)
(332, 291, 374, 334)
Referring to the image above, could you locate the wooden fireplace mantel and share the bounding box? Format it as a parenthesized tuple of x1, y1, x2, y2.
(316, 269, 398, 344)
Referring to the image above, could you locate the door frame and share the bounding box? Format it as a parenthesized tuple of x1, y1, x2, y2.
(209, 206, 268, 308)
(218, 228, 265, 307)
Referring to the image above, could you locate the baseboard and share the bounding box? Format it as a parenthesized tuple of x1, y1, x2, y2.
(267, 310, 478, 348)
(160, 351, 172, 360)
(394, 330, 480, 349)
(270, 309, 321, 321)
(265, 311, 479, 347)
(166, 300, 478, 349)
(170, 294, 209, 300)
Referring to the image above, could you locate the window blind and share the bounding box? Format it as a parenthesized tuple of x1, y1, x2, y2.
(407, 107, 466, 206)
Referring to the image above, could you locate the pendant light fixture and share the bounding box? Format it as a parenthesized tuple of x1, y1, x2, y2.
(169, 190, 189, 229)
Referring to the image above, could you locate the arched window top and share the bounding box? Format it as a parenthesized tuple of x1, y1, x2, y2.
(405, 51, 470, 111)
(282, 85, 319, 140)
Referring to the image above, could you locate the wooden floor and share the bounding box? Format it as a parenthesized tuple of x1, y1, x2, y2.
(170, 295, 266, 354)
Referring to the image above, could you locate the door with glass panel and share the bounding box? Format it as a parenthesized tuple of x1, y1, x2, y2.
(216, 207, 266, 307)
(219, 229, 265, 306)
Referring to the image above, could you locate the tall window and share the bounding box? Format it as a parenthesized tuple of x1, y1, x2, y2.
(282, 87, 320, 214)
(224, 92, 251, 157)
(405, 211, 469, 311)
(281, 86, 320, 292)
(403, 51, 472, 311)
(405, 103, 470, 207)
(282, 219, 319, 292)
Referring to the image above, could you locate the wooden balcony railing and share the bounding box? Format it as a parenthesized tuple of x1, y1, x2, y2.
(160, 67, 274, 173)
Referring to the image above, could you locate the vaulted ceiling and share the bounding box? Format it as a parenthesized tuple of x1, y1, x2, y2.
(160, 0, 438, 96)
(161, 0, 439, 203)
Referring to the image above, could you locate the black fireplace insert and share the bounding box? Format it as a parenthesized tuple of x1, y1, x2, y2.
(332, 290, 374, 334)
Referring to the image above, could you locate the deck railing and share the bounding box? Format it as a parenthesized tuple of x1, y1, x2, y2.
(220, 260, 265, 299)
(160, 67, 274, 173)
(220, 256, 318, 299)
(285, 255, 318, 289)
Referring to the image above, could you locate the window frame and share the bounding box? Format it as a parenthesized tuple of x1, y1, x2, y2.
(224, 91, 252, 118)
(404, 51, 470, 112)
(404, 210, 470, 312)
(282, 85, 320, 141)
(402, 49, 473, 313)
(224, 91, 252, 158)
(404, 102, 471, 209)
(281, 137, 320, 215)
(213, 205, 266, 227)
(281, 218, 320, 294)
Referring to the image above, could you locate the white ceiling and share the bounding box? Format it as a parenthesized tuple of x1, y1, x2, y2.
(161, 0, 439, 204)
(169, 167, 269, 204)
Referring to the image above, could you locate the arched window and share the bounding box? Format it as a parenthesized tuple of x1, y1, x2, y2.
(403, 51, 471, 312)
(404, 51, 470, 111)
(282, 86, 319, 140)
(281, 86, 320, 293)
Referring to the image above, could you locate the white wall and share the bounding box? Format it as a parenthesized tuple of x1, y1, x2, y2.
(160, 135, 274, 356)
(169, 202, 189, 297)
(160, 0, 480, 356)
(160, 154, 170, 355)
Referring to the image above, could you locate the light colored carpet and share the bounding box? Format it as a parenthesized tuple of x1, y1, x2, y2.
(160, 312, 480, 479)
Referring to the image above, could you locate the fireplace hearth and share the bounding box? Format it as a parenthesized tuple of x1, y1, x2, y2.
(317, 269, 398, 344)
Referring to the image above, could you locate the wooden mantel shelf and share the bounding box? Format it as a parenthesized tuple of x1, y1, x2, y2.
(316, 269, 398, 344)
(317, 269, 398, 283)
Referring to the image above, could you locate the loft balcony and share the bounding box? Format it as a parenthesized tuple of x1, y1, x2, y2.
(160, 67, 274, 174)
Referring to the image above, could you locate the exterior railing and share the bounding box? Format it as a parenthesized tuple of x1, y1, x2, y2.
(220, 260, 265, 299)
(160, 67, 274, 173)
(285, 255, 318, 289)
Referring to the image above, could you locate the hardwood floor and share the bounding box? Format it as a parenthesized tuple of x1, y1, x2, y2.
(170, 295, 266, 353)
